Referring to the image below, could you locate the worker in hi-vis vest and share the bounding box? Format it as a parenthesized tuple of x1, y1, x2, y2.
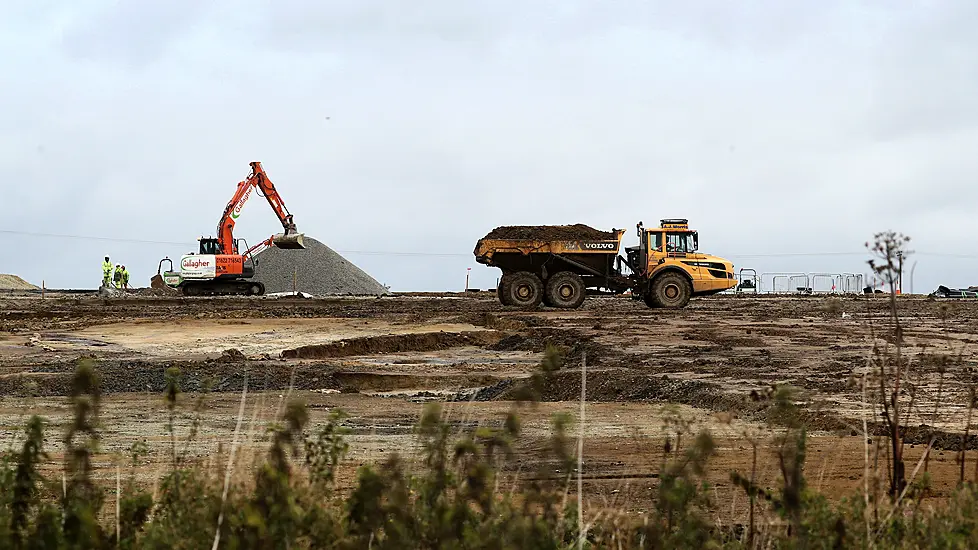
(102, 256, 113, 287)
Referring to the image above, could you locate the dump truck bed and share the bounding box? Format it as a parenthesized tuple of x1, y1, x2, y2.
(474, 224, 625, 264)
(474, 225, 629, 294)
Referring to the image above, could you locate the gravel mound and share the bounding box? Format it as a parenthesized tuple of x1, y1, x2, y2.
(483, 224, 617, 241)
(0, 274, 39, 290)
(252, 237, 389, 296)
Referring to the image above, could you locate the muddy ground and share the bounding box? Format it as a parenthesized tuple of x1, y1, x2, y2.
(1, 291, 977, 523)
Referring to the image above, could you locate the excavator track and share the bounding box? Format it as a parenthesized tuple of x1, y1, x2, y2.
(180, 280, 265, 297)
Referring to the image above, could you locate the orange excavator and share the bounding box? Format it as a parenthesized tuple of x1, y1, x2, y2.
(155, 161, 305, 296)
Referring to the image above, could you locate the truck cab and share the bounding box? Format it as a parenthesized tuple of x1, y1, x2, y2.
(626, 219, 735, 307)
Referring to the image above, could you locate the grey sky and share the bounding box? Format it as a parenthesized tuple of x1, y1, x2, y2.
(2, 1, 976, 293)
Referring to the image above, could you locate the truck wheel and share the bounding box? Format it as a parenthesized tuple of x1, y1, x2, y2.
(545, 272, 586, 309)
(506, 272, 543, 308)
(497, 273, 515, 306)
(643, 292, 660, 308)
(650, 272, 691, 308)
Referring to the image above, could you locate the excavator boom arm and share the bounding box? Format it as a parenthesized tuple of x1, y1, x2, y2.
(244, 235, 278, 258)
(217, 162, 297, 254)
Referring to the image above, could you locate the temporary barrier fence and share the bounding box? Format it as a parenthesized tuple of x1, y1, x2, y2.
(729, 271, 864, 295)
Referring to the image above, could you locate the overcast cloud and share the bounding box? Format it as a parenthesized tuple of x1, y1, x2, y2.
(2, 1, 977, 294)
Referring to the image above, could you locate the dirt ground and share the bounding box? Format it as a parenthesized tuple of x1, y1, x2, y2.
(1, 291, 977, 524)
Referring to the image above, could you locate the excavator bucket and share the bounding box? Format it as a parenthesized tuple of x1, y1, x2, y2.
(150, 274, 167, 290)
(272, 232, 305, 249)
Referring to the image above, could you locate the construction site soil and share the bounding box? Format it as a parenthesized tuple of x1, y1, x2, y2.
(482, 224, 618, 241)
(2, 292, 978, 522)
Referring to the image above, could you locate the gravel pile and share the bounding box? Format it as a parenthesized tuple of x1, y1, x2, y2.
(0, 274, 39, 290)
(483, 224, 617, 241)
(252, 237, 389, 296)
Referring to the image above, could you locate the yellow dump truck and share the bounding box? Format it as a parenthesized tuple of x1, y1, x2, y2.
(473, 219, 736, 309)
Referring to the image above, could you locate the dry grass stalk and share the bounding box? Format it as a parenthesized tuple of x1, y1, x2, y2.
(211, 373, 249, 550)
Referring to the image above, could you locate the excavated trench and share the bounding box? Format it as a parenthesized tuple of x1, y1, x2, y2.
(280, 330, 504, 359)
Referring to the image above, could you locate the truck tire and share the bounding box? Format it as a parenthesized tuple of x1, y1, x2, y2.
(649, 272, 691, 308)
(505, 271, 543, 309)
(497, 273, 515, 306)
(545, 272, 586, 309)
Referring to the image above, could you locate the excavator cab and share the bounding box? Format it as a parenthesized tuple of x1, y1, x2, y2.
(199, 238, 222, 255)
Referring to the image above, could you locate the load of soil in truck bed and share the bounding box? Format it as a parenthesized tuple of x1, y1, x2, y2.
(483, 224, 617, 241)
